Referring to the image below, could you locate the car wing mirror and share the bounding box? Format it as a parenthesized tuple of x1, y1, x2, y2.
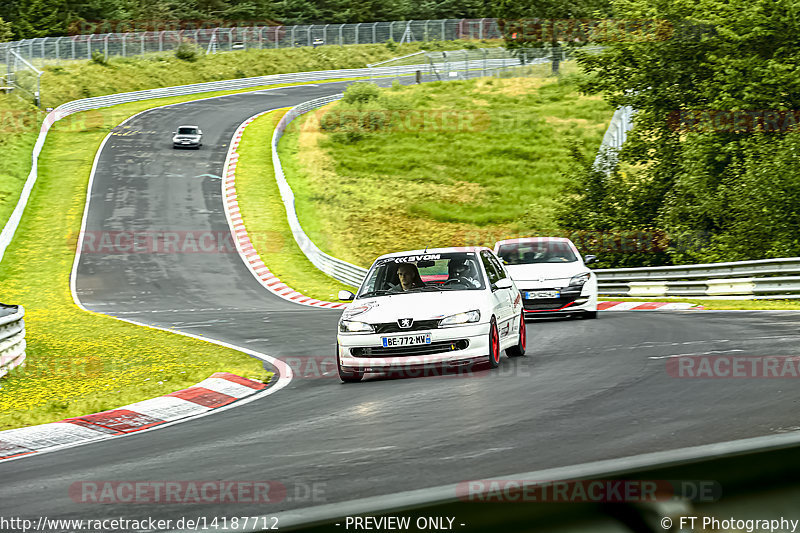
(584, 254, 597, 264)
(197, 130, 203, 135)
(338, 290, 355, 301)
(492, 278, 513, 291)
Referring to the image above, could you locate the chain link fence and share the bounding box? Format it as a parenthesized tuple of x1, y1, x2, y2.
(0, 19, 502, 69)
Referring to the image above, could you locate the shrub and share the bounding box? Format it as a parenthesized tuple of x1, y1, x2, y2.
(175, 40, 202, 62)
(342, 82, 380, 106)
(90, 51, 108, 66)
(385, 39, 397, 51)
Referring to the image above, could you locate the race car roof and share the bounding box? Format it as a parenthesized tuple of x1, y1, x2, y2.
(374, 246, 492, 261)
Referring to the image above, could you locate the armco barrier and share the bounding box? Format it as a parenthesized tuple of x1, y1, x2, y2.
(272, 94, 369, 288)
(0, 304, 26, 378)
(596, 257, 800, 298)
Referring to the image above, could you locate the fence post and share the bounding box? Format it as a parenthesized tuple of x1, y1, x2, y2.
(441, 20, 446, 40)
(324, 24, 328, 45)
(355, 23, 361, 44)
(87, 35, 92, 59)
(339, 25, 343, 46)
(159, 31, 164, 52)
(424, 20, 429, 41)
(372, 22, 377, 43)
(71, 36, 76, 60)
(141, 32, 145, 55)
(389, 21, 393, 42)
(104, 34, 109, 60)
(55, 36, 61, 63)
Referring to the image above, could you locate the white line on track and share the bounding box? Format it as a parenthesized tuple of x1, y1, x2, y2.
(5, 89, 308, 464)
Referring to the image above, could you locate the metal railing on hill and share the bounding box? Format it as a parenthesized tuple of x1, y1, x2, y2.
(0, 304, 26, 378)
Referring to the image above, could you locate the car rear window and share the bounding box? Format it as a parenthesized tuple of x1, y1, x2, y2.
(498, 241, 577, 264)
(177, 127, 198, 134)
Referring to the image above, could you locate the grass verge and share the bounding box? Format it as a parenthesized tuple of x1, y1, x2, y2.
(278, 64, 614, 268)
(1, 85, 380, 429)
(234, 109, 356, 300)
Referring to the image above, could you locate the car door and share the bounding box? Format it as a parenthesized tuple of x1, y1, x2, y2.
(480, 251, 513, 339)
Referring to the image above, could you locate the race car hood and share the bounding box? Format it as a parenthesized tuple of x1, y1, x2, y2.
(505, 262, 588, 282)
(343, 290, 488, 323)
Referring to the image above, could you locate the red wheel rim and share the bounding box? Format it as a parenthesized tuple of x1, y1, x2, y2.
(519, 315, 526, 351)
(491, 323, 499, 363)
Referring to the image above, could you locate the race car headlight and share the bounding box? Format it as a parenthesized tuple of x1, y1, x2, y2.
(338, 320, 375, 333)
(569, 273, 591, 286)
(439, 310, 481, 327)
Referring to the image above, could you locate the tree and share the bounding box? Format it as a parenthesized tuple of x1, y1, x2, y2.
(492, 0, 613, 73)
(14, 0, 69, 38)
(0, 17, 13, 42)
(561, 0, 800, 264)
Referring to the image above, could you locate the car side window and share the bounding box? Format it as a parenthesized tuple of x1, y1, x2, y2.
(488, 254, 508, 280)
(480, 251, 501, 285)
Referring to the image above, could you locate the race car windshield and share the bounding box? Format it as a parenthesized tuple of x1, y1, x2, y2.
(177, 127, 198, 135)
(498, 241, 577, 264)
(357, 252, 485, 298)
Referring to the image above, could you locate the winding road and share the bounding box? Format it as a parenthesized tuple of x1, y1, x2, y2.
(1, 80, 800, 530)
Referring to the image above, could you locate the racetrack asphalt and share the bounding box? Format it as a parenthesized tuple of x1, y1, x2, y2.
(2, 79, 800, 528)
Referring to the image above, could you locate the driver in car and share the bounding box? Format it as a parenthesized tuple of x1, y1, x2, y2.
(392, 263, 426, 291)
(447, 258, 481, 288)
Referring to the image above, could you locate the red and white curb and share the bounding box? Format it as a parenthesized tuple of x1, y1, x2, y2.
(598, 301, 705, 311)
(0, 372, 267, 462)
(222, 111, 348, 310)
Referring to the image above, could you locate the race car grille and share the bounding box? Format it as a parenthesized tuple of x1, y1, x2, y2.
(351, 340, 469, 357)
(523, 295, 584, 311)
(373, 319, 441, 334)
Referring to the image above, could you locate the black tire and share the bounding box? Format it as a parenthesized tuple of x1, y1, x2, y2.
(487, 318, 500, 369)
(583, 310, 598, 319)
(506, 313, 527, 357)
(336, 344, 363, 383)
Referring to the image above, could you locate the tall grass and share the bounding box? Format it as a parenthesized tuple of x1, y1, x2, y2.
(279, 67, 614, 267)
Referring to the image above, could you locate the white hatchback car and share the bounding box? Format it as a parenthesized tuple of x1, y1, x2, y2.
(336, 247, 526, 382)
(494, 237, 598, 319)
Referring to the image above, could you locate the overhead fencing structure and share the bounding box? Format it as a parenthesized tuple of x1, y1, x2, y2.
(368, 46, 604, 84)
(0, 304, 26, 378)
(0, 19, 502, 69)
(596, 257, 800, 299)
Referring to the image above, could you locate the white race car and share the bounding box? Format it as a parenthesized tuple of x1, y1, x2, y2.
(494, 237, 598, 319)
(336, 247, 526, 382)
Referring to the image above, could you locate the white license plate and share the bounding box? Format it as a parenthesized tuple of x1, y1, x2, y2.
(381, 333, 432, 347)
(525, 290, 560, 299)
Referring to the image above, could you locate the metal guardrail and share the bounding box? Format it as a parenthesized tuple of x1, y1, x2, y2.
(272, 94, 369, 288)
(0, 304, 26, 378)
(594, 105, 634, 172)
(0, 62, 469, 266)
(596, 257, 800, 298)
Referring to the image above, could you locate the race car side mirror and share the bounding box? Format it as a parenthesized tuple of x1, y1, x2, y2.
(584, 255, 597, 264)
(493, 278, 513, 291)
(338, 290, 355, 301)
